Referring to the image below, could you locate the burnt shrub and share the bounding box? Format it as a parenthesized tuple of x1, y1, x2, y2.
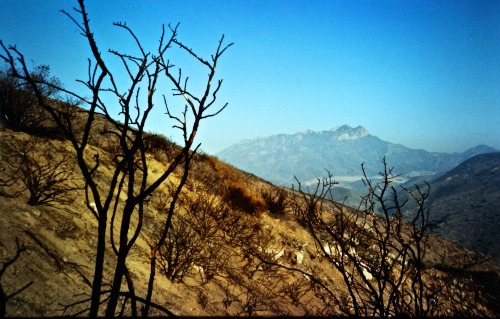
(261, 187, 289, 215)
(8, 138, 80, 206)
(154, 194, 233, 283)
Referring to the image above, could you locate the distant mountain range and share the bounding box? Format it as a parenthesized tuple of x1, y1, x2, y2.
(217, 125, 496, 192)
(217, 126, 499, 258)
(403, 152, 500, 258)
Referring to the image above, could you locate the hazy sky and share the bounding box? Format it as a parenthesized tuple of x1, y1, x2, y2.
(1, 0, 499, 154)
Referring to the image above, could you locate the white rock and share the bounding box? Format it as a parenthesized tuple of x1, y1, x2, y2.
(362, 268, 373, 280)
(323, 244, 331, 256)
(295, 251, 304, 264)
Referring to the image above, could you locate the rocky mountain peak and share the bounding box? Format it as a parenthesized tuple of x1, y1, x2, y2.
(330, 125, 369, 140)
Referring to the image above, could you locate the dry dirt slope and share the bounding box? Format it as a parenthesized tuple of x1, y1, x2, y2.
(0, 126, 499, 317)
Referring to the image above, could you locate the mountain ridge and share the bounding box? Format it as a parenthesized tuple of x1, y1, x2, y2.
(402, 152, 500, 258)
(217, 125, 496, 190)
(239, 125, 371, 144)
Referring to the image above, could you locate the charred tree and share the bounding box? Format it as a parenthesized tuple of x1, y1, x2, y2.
(1, 0, 231, 316)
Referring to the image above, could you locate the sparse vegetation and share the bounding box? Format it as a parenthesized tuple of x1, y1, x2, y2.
(0, 115, 498, 317)
(283, 159, 496, 317)
(0, 1, 498, 318)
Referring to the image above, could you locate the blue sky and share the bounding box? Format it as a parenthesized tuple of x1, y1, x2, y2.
(1, 0, 499, 154)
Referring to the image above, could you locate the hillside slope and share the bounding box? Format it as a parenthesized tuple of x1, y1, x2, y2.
(404, 152, 500, 258)
(1, 124, 499, 317)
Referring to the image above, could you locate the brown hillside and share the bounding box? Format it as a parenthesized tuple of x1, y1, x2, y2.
(0, 112, 499, 317)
